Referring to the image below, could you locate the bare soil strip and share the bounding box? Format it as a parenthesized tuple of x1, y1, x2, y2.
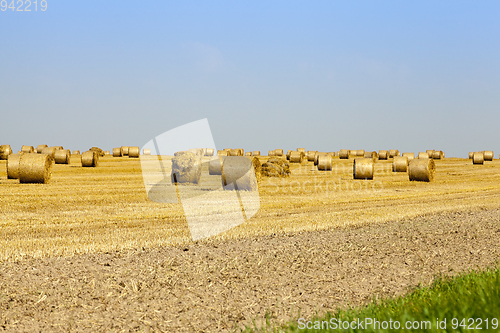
(0, 209, 499, 332)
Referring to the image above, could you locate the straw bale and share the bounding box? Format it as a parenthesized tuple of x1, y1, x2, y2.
(353, 158, 374, 180)
(19, 153, 53, 183)
(408, 158, 435, 182)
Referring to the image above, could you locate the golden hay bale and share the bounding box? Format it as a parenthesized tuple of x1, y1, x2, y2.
(121, 146, 129, 156)
(171, 151, 202, 184)
(204, 148, 214, 156)
(317, 154, 333, 171)
(353, 158, 374, 180)
(0, 145, 12, 160)
(113, 148, 122, 157)
(188, 148, 204, 157)
(81, 151, 99, 167)
(392, 156, 409, 172)
(274, 149, 284, 157)
(426, 150, 435, 157)
(473, 152, 484, 165)
(432, 150, 443, 159)
(209, 156, 226, 175)
(408, 158, 435, 182)
(72, 150, 81, 155)
(230, 149, 241, 156)
(36, 145, 48, 153)
(418, 152, 429, 159)
(252, 151, 261, 156)
(217, 150, 228, 156)
(268, 150, 276, 157)
(222, 156, 258, 191)
(245, 152, 252, 156)
(104, 151, 110, 155)
(297, 148, 306, 153)
(356, 150, 365, 157)
(306, 151, 317, 162)
(314, 152, 326, 166)
(378, 150, 388, 160)
(349, 150, 357, 157)
(364, 151, 378, 161)
(389, 150, 400, 158)
(21, 145, 34, 153)
(402, 152, 415, 161)
(128, 146, 140, 158)
(483, 151, 494, 161)
(223, 148, 232, 152)
(289, 151, 306, 164)
(339, 149, 350, 159)
(286, 150, 292, 160)
(54, 149, 71, 164)
(261, 158, 290, 178)
(40, 147, 57, 159)
(252, 157, 262, 184)
(51, 146, 64, 150)
(19, 153, 53, 184)
(89, 147, 105, 157)
(468, 152, 473, 159)
(7, 153, 23, 179)
(143, 148, 151, 155)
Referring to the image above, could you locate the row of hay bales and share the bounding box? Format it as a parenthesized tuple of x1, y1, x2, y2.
(468, 151, 494, 165)
(173, 151, 260, 191)
(2, 145, 111, 183)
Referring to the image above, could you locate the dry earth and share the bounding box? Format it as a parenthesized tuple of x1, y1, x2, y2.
(0, 208, 499, 332)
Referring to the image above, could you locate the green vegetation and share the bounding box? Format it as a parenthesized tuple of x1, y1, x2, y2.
(248, 265, 500, 332)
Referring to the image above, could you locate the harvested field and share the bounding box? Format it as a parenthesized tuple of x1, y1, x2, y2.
(1, 155, 500, 331)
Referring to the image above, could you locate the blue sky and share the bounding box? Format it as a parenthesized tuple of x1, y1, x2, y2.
(1, 1, 499, 157)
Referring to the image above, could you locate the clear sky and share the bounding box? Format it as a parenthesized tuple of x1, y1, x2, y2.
(1, 1, 499, 157)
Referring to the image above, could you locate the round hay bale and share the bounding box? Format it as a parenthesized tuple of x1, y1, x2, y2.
(51, 146, 64, 150)
(353, 158, 374, 180)
(483, 151, 494, 161)
(286, 150, 292, 160)
(339, 149, 350, 159)
(19, 153, 53, 184)
(222, 156, 258, 191)
(432, 150, 442, 159)
(40, 147, 57, 159)
(7, 153, 23, 179)
(204, 148, 214, 156)
(209, 156, 226, 175)
(188, 148, 204, 157)
(261, 158, 290, 178)
(389, 150, 400, 158)
(104, 151, 110, 155)
(252, 157, 262, 183)
(36, 145, 48, 153)
(54, 149, 71, 164)
(252, 151, 261, 156)
(217, 150, 228, 156)
(21, 145, 34, 154)
(408, 158, 435, 182)
(72, 150, 81, 155)
(128, 146, 140, 158)
(392, 156, 408, 172)
(274, 149, 284, 157)
(418, 152, 429, 159)
(245, 152, 252, 156)
(314, 152, 326, 165)
(402, 152, 415, 161)
(297, 148, 306, 153)
(356, 150, 365, 157)
(0, 145, 12, 160)
(364, 151, 378, 161)
(473, 152, 484, 165)
(230, 149, 241, 156)
(121, 146, 129, 156)
(81, 151, 99, 167)
(468, 152, 473, 159)
(89, 147, 105, 157)
(317, 154, 333, 171)
(378, 150, 388, 160)
(268, 150, 276, 157)
(306, 151, 317, 162)
(426, 150, 435, 157)
(171, 151, 202, 184)
(112, 148, 122, 157)
(289, 151, 305, 164)
(143, 148, 151, 155)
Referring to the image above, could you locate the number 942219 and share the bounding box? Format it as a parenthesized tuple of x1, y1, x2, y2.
(1, 0, 47, 11)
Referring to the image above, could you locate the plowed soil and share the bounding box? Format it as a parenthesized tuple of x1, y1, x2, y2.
(1, 208, 499, 332)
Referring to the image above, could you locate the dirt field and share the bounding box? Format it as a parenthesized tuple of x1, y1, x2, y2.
(0, 209, 499, 332)
(0, 154, 499, 331)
